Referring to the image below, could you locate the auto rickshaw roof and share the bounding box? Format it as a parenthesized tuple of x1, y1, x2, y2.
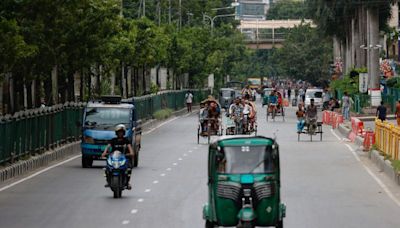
(212, 136, 275, 147)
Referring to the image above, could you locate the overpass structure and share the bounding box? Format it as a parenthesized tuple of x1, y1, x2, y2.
(238, 19, 315, 49)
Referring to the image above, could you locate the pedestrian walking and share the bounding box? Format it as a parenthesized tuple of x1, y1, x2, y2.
(396, 100, 400, 126)
(342, 92, 352, 121)
(185, 90, 193, 112)
(287, 87, 291, 101)
(376, 101, 387, 122)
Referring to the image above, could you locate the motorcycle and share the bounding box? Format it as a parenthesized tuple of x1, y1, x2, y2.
(105, 151, 131, 198)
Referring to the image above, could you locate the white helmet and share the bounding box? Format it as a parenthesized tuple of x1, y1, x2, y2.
(114, 124, 126, 134)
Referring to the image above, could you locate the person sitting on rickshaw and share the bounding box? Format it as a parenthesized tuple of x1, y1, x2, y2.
(242, 99, 252, 132)
(305, 99, 318, 131)
(241, 85, 252, 100)
(199, 102, 209, 132)
(208, 100, 220, 131)
(268, 91, 278, 112)
(231, 98, 244, 127)
(296, 103, 305, 133)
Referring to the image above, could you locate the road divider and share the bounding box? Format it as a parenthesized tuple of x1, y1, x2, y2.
(375, 120, 400, 161)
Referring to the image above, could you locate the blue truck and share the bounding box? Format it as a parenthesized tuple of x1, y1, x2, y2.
(80, 96, 142, 168)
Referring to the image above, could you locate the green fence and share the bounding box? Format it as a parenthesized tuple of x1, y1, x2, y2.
(0, 89, 210, 165)
(335, 89, 370, 114)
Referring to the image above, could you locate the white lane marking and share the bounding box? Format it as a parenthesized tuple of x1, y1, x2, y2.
(0, 154, 81, 192)
(333, 130, 400, 208)
(183, 153, 187, 156)
(345, 144, 361, 162)
(188, 150, 193, 153)
(330, 129, 342, 141)
(122, 220, 130, 225)
(166, 168, 172, 171)
(160, 173, 166, 177)
(178, 158, 183, 161)
(144, 189, 151, 193)
(137, 198, 144, 202)
(153, 180, 159, 184)
(143, 117, 179, 135)
(131, 209, 138, 214)
(173, 163, 178, 166)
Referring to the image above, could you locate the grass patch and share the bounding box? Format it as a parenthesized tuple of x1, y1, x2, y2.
(392, 160, 400, 173)
(153, 109, 173, 120)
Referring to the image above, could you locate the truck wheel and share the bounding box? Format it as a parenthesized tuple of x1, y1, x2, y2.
(133, 146, 139, 167)
(82, 156, 93, 168)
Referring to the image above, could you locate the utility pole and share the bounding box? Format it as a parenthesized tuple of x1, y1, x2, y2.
(143, 0, 146, 18)
(179, 0, 182, 30)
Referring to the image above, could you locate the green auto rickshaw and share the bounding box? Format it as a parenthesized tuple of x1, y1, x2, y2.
(203, 136, 286, 228)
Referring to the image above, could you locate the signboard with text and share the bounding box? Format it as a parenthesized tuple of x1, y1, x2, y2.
(359, 73, 368, 93)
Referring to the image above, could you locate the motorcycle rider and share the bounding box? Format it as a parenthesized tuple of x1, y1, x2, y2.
(102, 124, 134, 190)
(305, 99, 318, 133)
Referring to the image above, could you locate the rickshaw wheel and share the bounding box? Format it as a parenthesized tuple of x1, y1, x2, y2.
(310, 134, 313, 142)
(297, 132, 300, 141)
(197, 127, 200, 144)
(272, 108, 276, 121)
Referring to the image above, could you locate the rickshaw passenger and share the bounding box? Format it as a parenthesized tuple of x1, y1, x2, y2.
(296, 103, 305, 133)
(208, 101, 220, 130)
(241, 85, 252, 100)
(231, 98, 243, 122)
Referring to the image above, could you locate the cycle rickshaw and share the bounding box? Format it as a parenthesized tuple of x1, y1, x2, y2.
(198, 98, 223, 144)
(266, 91, 285, 122)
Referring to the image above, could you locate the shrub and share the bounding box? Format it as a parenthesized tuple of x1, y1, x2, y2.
(153, 108, 173, 120)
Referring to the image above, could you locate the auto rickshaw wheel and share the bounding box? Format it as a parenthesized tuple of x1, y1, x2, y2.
(237, 221, 254, 228)
(205, 220, 214, 228)
(82, 156, 93, 168)
(276, 220, 283, 228)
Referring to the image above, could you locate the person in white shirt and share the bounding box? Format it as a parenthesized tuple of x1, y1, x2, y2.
(185, 91, 193, 112)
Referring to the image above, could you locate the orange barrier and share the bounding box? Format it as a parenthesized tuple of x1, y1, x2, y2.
(363, 130, 375, 151)
(322, 111, 332, 125)
(348, 117, 364, 142)
(283, 99, 289, 107)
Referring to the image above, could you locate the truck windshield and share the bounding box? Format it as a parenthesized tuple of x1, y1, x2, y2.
(217, 146, 276, 174)
(84, 108, 130, 128)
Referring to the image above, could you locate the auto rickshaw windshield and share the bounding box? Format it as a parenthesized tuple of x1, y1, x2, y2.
(217, 146, 276, 174)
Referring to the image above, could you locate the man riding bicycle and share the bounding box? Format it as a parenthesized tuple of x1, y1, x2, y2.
(305, 99, 318, 133)
(268, 91, 278, 112)
(230, 98, 244, 133)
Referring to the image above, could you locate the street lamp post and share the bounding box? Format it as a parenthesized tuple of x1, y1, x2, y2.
(203, 13, 236, 35)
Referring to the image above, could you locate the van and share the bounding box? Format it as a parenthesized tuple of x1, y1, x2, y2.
(80, 96, 141, 168)
(304, 89, 324, 107)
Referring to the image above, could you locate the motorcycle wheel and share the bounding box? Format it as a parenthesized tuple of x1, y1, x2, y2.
(113, 189, 122, 198)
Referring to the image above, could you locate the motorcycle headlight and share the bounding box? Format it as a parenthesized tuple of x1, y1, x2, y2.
(112, 161, 120, 169)
(107, 158, 113, 166)
(119, 159, 126, 166)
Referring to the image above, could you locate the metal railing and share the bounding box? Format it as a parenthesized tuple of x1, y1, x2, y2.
(375, 120, 400, 161)
(0, 89, 210, 165)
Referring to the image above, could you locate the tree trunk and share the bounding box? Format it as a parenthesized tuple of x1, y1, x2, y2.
(51, 65, 58, 105)
(23, 81, 28, 109)
(142, 65, 146, 94)
(122, 63, 127, 98)
(110, 71, 116, 95)
(0, 81, 3, 115)
(9, 74, 14, 113)
(80, 70, 85, 102)
(127, 66, 132, 97)
(31, 80, 36, 108)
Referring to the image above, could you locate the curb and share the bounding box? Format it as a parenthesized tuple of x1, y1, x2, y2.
(0, 142, 80, 184)
(0, 106, 195, 184)
(338, 124, 351, 138)
(370, 150, 400, 186)
(334, 123, 400, 186)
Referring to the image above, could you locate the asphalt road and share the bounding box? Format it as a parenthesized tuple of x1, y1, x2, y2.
(1, 100, 400, 228)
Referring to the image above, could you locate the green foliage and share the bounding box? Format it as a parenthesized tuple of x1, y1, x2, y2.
(392, 160, 400, 173)
(153, 108, 173, 120)
(386, 77, 400, 88)
(330, 76, 359, 95)
(272, 24, 332, 85)
(150, 82, 159, 94)
(267, 0, 309, 20)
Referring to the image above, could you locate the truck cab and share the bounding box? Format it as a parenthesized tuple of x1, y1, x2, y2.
(80, 96, 141, 168)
